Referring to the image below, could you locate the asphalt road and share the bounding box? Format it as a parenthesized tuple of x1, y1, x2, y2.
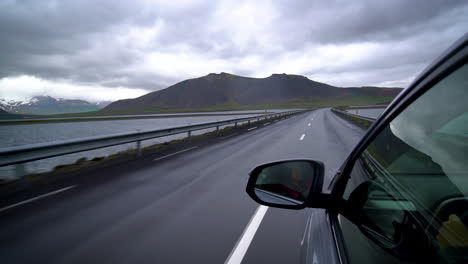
(0, 108, 365, 264)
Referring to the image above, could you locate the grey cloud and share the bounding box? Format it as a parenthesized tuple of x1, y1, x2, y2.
(0, 1, 135, 77)
(0, 0, 467, 96)
(0, 0, 217, 87)
(278, 0, 466, 45)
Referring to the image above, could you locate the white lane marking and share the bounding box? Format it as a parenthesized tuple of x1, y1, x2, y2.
(313, 252, 319, 264)
(301, 215, 312, 246)
(0, 185, 77, 213)
(225, 205, 269, 264)
(247, 127, 257, 131)
(308, 123, 311, 126)
(221, 134, 238, 140)
(300, 134, 305, 141)
(154, 146, 198, 161)
(263, 122, 270, 126)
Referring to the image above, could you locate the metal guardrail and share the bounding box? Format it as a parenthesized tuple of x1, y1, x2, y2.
(331, 108, 376, 122)
(0, 110, 304, 167)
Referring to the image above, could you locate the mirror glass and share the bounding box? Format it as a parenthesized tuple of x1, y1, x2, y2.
(253, 161, 317, 206)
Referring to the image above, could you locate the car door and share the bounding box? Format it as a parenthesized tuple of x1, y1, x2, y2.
(328, 36, 468, 264)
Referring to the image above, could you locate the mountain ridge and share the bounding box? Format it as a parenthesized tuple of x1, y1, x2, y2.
(0, 96, 112, 115)
(102, 73, 402, 113)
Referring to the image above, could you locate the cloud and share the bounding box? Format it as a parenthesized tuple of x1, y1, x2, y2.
(0, 0, 466, 101)
(0, 75, 149, 102)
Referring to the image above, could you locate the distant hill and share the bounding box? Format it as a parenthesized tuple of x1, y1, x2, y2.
(0, 96, 111, 115)
(102, 73, 402, 113)
(0, 108, 24, 120)
(0, 109, 11, 116)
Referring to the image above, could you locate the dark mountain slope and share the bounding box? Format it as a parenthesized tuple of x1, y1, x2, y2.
(0, 109, 23, 120)
(103, 73, 402, 113)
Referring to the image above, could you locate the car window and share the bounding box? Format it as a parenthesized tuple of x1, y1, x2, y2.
(341, 62, 468, 264)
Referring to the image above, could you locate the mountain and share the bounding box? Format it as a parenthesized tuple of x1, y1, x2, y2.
(0, 108, 24, 120)
(0, 96, 111, 115)
(0, 109, 11, 117)
(102, 73, 402, 113)
(94, 101, 113, 108)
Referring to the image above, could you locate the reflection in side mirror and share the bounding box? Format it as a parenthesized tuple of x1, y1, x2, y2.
(246, 160, 324, 209)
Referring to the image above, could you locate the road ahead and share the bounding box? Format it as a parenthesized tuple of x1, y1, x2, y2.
(0, 108, 366, 264)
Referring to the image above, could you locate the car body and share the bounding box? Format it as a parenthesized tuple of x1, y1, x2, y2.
(246, 32, 468, 264)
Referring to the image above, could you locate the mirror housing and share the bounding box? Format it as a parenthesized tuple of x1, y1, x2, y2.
(246, 159, 325, 209)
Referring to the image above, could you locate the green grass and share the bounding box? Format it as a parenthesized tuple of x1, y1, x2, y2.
(331, 109, 374, 129)
(0, 111, 274, 125)
(10, 116, 273, 183)
(80, 96, 395, 116)
(1, 96, 395, 121)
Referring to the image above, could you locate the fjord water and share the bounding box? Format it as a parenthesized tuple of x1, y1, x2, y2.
(0, 112, 267, 179)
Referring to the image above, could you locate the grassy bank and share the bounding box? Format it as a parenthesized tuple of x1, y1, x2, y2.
(0, 111, 272, 125)
(331, 109, 374, 129)
(0, 113, 286, 197)
(0, 123, 239, 185)
(50, 96, 394, 117)
(0, 96, 393, 124)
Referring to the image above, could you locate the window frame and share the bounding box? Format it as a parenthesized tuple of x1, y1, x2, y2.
(326, 34, 468, 264)
(329, 35, 468, 198)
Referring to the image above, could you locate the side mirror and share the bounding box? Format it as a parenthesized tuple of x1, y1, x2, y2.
(246, 160, 325, 209)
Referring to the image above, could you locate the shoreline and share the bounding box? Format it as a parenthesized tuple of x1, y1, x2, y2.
(0, 112, 271, 125)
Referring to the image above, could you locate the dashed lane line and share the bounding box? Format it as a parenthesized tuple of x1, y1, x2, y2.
(0, 185, 77, 213)
(154, 146, 198, 161)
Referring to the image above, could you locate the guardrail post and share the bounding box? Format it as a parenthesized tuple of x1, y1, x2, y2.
(188, 131, 192, 138)
(136, 140, 142, 156)
(248, 120, 250, 125)
(234, 122, 238, 127)
(216, 126, 219, 133)
(14, 163, 27, 179)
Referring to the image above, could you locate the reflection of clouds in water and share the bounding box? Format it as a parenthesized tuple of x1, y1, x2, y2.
(390, 64, 468, 190)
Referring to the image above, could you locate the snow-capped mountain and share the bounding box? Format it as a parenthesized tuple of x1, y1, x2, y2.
(0, 96, 112, 115)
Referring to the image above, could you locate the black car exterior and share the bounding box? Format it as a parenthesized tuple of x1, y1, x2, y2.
(247, 33, 468, 264)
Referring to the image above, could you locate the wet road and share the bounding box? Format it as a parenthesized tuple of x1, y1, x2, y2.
(0, 108, 365, 264)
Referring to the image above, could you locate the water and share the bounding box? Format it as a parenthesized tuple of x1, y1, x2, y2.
(0, 113, 268, 180)
(8, 109, 289, 122)
(345, 108, 386, 119)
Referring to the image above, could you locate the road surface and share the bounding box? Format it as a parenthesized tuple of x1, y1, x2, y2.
(0, 108, 366, 264)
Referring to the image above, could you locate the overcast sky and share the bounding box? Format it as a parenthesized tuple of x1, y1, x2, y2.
(0, 0, 467, 102)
